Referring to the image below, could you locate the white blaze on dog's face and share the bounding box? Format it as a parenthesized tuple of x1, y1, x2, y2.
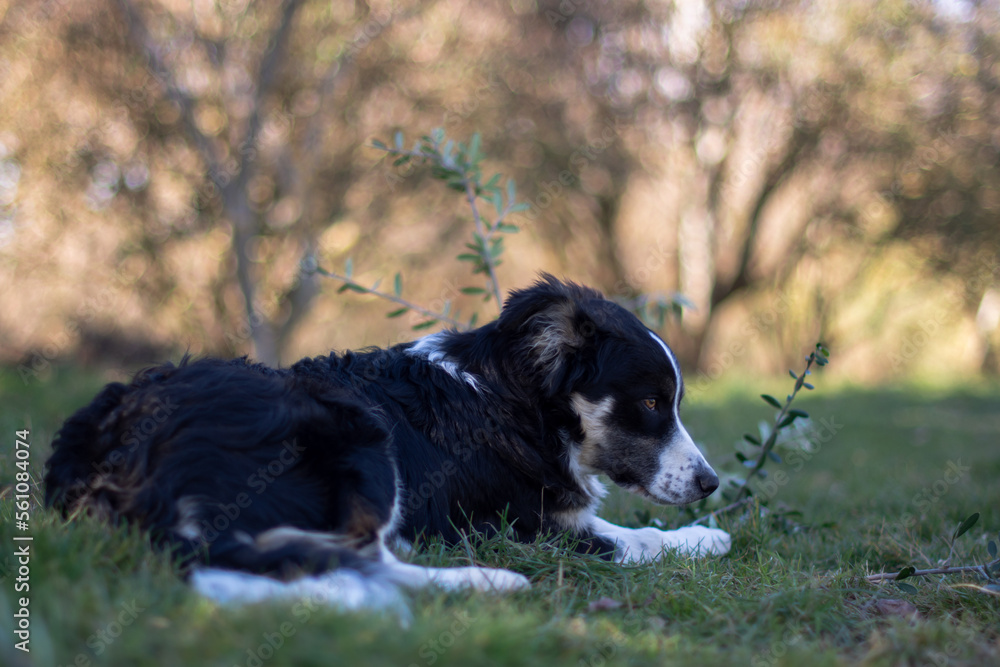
(569, 329, 719, 505)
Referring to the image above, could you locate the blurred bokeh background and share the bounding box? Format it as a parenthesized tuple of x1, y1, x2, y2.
(2, 0, 999, 384)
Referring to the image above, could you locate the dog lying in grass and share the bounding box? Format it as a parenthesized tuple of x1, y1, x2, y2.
(45, 275, 729, 607)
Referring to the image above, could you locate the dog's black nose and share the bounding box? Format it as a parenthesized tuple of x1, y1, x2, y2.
(697, 467, 719, 494)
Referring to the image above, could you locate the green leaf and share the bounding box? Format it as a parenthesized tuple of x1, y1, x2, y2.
(412, 319, 439, 331)
(484, 173, 502, 191)
(461, 287, 487, 295)
(468, 132, 481, 165)
(496, 223, 519, 233)
(338, 282, 366, 294)
(743, 433, 761, 446)
(988, 540, 997, 559)
(489, 237, 505, 258)
(394, 272, 402, 297)
(735, 452, 748, 463)
(767, 451, 782, 463)
(953, 512, 980, 540)
(345, 257, 353, 278)
(895, 566, 916, 581)
(467, 312, 479, 328)
(371, 139, 387, 150)
(393, 155, 411, 167)
(761, 394, 782, 409)
(456, 253, 479, 262)
(789, 370, 797, 379)
(507, 178, 517, 204)
(508, 202, 531, 213)
(779, 414, 797, 428)
(788, 409, 809, 419)
(803, 382, 815, 390)
(896, 582, 918, 595)
(394, 131, 404, 150)
(386, 308, 408, 318)
(742, 459, 756, 468)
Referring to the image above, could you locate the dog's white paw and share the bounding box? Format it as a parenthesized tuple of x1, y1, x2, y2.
(661, 525, 731, 557)
(379, 551, 531, 593)
(428, 566, 531, 592)
(594, 518, 731, 562)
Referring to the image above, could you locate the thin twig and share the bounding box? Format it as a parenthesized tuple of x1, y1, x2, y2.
(465, 180, 503, 309)
(234, 0, 302, 191)
(734, 354, 817, 501)
(686, 496, 754, 527)
(687, 350, 825, 526)
(866, 559, 1000, 582)
(375, 140, 508, 313)
(314, 268, 468, 330)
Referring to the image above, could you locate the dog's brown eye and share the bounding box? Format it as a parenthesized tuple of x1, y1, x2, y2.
(642, 398, 657, 411)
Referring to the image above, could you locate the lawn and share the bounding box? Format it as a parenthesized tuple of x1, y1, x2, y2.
(1, 364, 998, 666)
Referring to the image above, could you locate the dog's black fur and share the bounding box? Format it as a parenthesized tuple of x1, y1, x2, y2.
(45, 276, 721, 583)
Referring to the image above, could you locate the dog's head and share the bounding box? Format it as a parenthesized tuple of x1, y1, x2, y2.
(498, 275, 719, 505)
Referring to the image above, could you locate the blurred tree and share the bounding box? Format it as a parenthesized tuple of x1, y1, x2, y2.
(116, 0, 310, 365)
(1, 0, 997, 379)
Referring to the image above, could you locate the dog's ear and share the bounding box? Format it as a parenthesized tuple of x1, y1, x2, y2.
(498, 274, 604, 396)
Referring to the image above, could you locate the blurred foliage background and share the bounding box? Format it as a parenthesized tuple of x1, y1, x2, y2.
(1, 0, 999, 384)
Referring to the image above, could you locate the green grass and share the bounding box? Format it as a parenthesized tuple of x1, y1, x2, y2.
(1, 364, 998, 666)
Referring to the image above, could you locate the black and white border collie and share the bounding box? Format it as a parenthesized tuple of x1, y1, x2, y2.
(45, 276, 729, 605)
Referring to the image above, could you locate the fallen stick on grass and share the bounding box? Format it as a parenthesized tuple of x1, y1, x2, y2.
(867, 559, 1000, 583)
